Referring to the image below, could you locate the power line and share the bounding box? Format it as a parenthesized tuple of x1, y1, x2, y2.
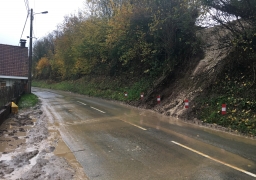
(24, 0, 27, 10)
(18, 12, 29, 46)
(18, 0, 30, 45)
(24, 0, 29, 12)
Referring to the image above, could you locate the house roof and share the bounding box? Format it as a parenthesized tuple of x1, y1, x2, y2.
(0, 44, 28, 79)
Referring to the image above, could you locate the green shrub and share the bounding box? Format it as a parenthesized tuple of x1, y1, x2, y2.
(18, 94, 38, 109)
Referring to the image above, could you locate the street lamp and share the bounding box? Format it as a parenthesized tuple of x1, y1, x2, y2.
(28, 9, 48, 94)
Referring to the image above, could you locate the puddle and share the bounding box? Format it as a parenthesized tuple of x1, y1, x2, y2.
(0, 117, 34, 153)
(54, 134, 88, 180)
(0, 136, 25, 152)
(54, 138, 74, 159)
(16, 131, 27, 137)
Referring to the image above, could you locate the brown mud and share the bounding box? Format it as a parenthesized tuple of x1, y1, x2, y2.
(0, 103, 88, 180)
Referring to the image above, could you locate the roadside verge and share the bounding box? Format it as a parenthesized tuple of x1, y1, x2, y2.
(0, 102, 88, 180)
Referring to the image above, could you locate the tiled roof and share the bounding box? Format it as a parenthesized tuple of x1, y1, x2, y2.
(0, 44, 28, 78)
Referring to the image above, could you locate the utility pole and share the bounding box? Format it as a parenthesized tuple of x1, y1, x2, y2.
(27, 9, 48, 93)
(28, 8, 33, 94)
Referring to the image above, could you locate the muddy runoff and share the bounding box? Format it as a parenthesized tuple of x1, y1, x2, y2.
(0, 103, 88, 180)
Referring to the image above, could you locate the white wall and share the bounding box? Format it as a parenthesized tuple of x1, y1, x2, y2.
(0, 79, 22, 87)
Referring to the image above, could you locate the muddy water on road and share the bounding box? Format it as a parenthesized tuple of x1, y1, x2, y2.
(50, 123, 89, 180)
(0, 117, 35, 153)
(34, 87, 256, 179)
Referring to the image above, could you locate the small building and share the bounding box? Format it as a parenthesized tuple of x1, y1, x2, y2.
(0, 40, 28, 91)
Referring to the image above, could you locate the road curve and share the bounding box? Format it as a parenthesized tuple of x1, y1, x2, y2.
(33, 87, 256, 180)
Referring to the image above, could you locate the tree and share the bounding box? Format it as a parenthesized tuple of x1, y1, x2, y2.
(146, 0, 200, 73)
(54, 14, 85, 79)
(35, 57, 51, 79)
(200, 0, 256, 53)
(32, 0, 201, 81)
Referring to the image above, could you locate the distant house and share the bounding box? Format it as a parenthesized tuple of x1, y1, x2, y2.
(0, 40, 28, 91)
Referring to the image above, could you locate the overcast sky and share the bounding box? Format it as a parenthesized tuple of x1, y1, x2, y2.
(0, 0, 86, 47)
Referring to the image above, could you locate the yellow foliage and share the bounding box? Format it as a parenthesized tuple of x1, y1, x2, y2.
(74, 58, 94, 75)
(36, 57, 50, 71)
(106, 3, 133, 45)
(35, 57, 50, 78)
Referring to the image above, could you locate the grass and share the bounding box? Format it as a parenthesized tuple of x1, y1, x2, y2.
(18, 93, 38, 109)
(194, 65, 256, 136)
(32, 61, 256, 136)
(32, 76, 153, 102)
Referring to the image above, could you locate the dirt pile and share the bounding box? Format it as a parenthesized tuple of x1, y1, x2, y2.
(0, 104, 87, 180)
(141, 26, 232, 119)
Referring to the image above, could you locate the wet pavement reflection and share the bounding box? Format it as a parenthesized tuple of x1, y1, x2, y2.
(33, 87, 256, 180)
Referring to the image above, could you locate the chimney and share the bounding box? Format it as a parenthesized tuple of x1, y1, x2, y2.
(20, 39, 26, 47)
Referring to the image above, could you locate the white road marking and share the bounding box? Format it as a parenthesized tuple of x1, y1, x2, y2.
(78, 101, 106, 114)
(121, 120, 147, 131)
(171, 141, 256, 178)
(77, 101, 87, 106)
(90, 106, 106, 114)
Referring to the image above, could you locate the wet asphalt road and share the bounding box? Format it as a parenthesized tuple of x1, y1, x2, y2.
(33, 87, 256, 180)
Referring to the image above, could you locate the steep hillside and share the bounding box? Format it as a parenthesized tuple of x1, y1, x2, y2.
(33, 23, 256, 137)
(137, 25, 256, 136)
(139, 26, 231, 117)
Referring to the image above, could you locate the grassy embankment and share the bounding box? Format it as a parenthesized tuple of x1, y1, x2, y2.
(18, 94, 38, 109)
(32, 65, 256, 136)
(32, 76, 153, 102)
(194, 63, 256, 136)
